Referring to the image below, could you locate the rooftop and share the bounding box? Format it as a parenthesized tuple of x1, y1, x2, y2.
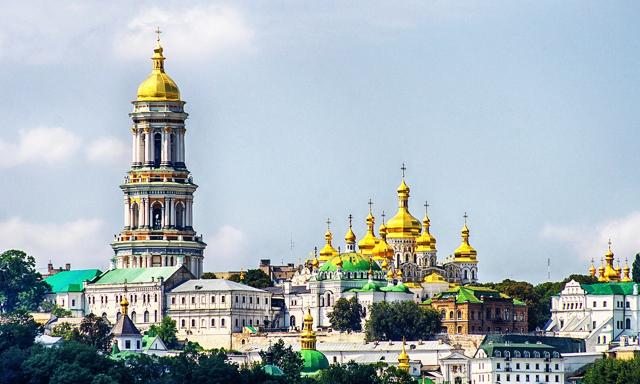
(170, 279, 266, 293)
(44, 269, 102, 293)
(93, 266, 182, 285)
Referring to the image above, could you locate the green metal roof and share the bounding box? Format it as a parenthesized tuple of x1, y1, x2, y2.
(482, 335, 586, 354)
(299, 349, 329, 376)
(263, 364, 284, 377)
(44, 269, 102, 293)
(380, 283, 411, 293)
(581, 282, 637, 295)
(433, 286, 522, 305)
(94, 266, 180, 285)
(318, 252, 382, 273)
(480, 342, 558, 358)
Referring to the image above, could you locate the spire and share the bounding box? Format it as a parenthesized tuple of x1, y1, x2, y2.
(344, 214, 357, 251)
(397, 337, 410, 372)
(311, 246, 319, 269)
(152, 27, 166, 73)
(137, 27, 180, 101)
(603, 239, 621, 282)
(386, 164, 421, 239)
(120, 282, 129, 316)
(589, 258, 596, 278)
(300, 308, 317, 350)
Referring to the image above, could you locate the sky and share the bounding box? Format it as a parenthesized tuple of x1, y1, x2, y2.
(0, 1, 639, 283)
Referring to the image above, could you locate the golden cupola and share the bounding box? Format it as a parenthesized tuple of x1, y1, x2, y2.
(358, 204, 379, 256)
(602, 241, 621, 282)
(453, 215, 477, 262)
(622, 259, 632, 282)
(344, 214, 357, 252)
(319, 219, 338, 261)
(597, 259, 606, 282)
(137, 36, 181, 102)
(397, 338, 410, 372)
(300, 308, 317, 350)
(588, 259, 596, 278)
(373, 212, 394, 261)
(416, 209, 436, 253)
(386, 175, 421, 240)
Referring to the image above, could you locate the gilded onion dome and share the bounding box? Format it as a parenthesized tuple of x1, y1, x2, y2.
(345, 215, 357, 244)
(299, 308, 329, 376)
(416, 213, 436, 252)
(622, 260, 632, 282)
(397, 338, 410, 372)
(453, 216, 477, 262)
(386, 269, 394, 280)
(358, 210, 379, 256)
(588, 259, 596, 278)
(373, 213, 394, 261)
(603, 241, 621, 282)
(137, 38, 180, 101)
(318, 220, 338, 261)
(597, 260, 606, 282)
(386, 178, 421, 239)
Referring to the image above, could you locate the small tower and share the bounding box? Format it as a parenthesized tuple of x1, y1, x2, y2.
(358, 200, 379, 256)
(622, 259, 632, 282)
(589, 259, 596, 278)
(385, 165, 421, 267)
(397, 337, 410, 372)
(319, 218, 338, 262)
(373, 211, 394, 264)
(451, 213, 479, 284)
(415, 201, 437, 268)
(111, 289, 142, 353)
(344, 214, 357, 253)
(299, 308, 329, 376)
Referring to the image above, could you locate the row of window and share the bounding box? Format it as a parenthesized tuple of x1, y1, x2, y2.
(485, 373, 560, 383)
(494, 351, 560, 359)
(496, 362, 560, 371)
(90, 293, 158, 305)
(178, 317, 266, 329)
(441, 309, 525, 322)
(169, 295, 269, 306)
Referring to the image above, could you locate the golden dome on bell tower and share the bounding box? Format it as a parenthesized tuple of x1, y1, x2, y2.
(137, 30, 181, 101)
(453, 213, 478, 262)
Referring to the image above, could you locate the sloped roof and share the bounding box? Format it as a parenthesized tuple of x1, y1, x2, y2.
(482, 334, 585, 354)
(433, 286, 523, 305)
(111, 315, 140, 337)
(170, 279, 266, 293)
(581, 282, 636, 295)
(94, 266, 182, 285)
(44, 269, 102, 293)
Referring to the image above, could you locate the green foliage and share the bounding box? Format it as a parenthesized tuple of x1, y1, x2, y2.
(0, 249, 50, 313)
(228, 269, 274, 289)
(583, 357, 640, 384)
(41, 301, 73, 318)
(147, 316, 178, 348)
(481, 274, 598, 331)
(633, 254, 640, 283)
(0, 310, 40, 353)
(201, 272, 217, 279)
(379, 365, 417, 384)
(314, 361, 379, 384)
(365, 301, 441, 341)
(259, 338, 304, 384)
(76, 314, 113, 353)
(327, 297, 364, 332)
(51, 322, 77, 341)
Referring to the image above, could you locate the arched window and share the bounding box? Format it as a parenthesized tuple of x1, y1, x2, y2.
(131, 311, 136, 323)
(176, 203, 185, 229)
(495, 351, 501, 358)
(290, 315, 296, 327)
(552, 351, 560, 358)
(449, 311, 454, 319)
(211, 318, 216, 327)
(626, 318, 631, 329)
(191, 319, 196, 327)
(181, 319, 185, 328)
(116, 312, 122, 321)
(154, 310, 158, 322)
(533, 351, 540, 358)
(523, 351, 530, 358)
(440, 309, 446, 320)
(152, 202, 163, 230)
(457, 310, 462, 320)
(153, 133, 162, 167)
(131, 202, 139, 229)
(544, 352, 551, 359)
(143, 311, 149, 323)
(464, 270, 468, 280)
(101, 312, 107, 319)
(514, 351, 521, 358)
(504, 351, 511, 359)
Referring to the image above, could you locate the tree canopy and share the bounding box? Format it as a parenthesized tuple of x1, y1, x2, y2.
(147, 316, 178, 348)
(365, 301, 441, 341)
(0, 250, 50, 313)
(259, 338, 304, 384)
(228, 269, 274, 289)
(633, 253, 640, 283)
(327, 297, 364, 332)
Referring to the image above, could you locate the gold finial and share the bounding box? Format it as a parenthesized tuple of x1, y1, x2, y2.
(424, 201, 429, 215)
(120, 280, 129, 317)
(401, 163, 407, 179)
(326, 218, 331, 231)
(381, 211, 386, 225)
(464, 211, 468, 225)
(348, 214, 353, 229)
(368, 198, 374, 214)
(398, 336, 410, 372)
(155, 27, 162, 43)
(240, 269, 245, 281)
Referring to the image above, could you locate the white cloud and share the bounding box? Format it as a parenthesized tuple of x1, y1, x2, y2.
(114, 5, 255, 61)
(86, 137, 128, 164)
(0, 217, 111, 271)
(541, 211, 640, 263)
(203, 225, 250, 271)
(0, 127, 81, 168)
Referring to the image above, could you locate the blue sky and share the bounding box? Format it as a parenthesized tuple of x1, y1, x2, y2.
(1, 1, 639, 282)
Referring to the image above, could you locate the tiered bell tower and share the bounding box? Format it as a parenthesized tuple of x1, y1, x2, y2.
(111, 33, 206, 277)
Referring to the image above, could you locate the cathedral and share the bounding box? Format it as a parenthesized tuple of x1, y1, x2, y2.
(110, 34, 206, 278)
(310, 172, 480, 286)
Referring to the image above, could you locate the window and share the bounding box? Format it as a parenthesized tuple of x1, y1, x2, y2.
(125, 340, 131, 349)
(212, 296, 216, 303)
(131, 311, 137, 323)
(172, 297, 176, 304)
(592, 320, 596, 329)
(516, 363, 520, 369)
(154, 310, 158, 322)
(222, 296, 226, 303)
(181, 297, 185, 304)
(235, 296, 238, 303)
(211, 318, 215, 327)
(495, 351, 502, 358)
(191, 319, 196, 327)
(534, 352, 540, 358)
(235, 319, 239, 327)
(603, 301, 607, 307)
(627, 301, 631, 308)
(257, 297, 260, 305)
(593, 301, 596, 307)
(553, 352, 560, 359)
(555, 375, 559, 382)
(191, 296, 195, 304)
(181, 319, 185, 328)
(514, 351, 521, 358)
(249, 297, 253, 304)
(524, 351, 530, 358)
(71, 299, 75, 307)
(221, 318, 226, 327)
(154, 294, 158, 302)
(242, 296, 246, 303)
(554, 363, 559, 370)
(626, 318, 631, 329)
(525, 363, 530, 370)
(144, 311, 149, 322)
(457, 310, 462, 320)
(449, 311, 454, 319)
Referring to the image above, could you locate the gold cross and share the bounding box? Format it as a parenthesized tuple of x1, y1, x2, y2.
(155, 27, 162, 42)
(348, 214, 353, 228)
(401, 163, 407, 178)
(463, 212, 468, 224)
(424, 201, 429, 215)
(326, 218, 331, 230)
(368, 198, 373, 213)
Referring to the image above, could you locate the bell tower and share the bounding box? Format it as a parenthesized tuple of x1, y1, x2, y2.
(111, 32, 206, 277)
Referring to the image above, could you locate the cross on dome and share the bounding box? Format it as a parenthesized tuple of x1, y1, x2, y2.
(401, 163, 407, 178)
(155, 27, 162, 42)
(368, 198, 373, 213)
(424, 201, 429, 215)
(348, 214, 353, 228)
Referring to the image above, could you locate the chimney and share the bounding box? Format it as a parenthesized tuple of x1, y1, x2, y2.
(48, 262, 53, 274)
(65, 263, 71, 271)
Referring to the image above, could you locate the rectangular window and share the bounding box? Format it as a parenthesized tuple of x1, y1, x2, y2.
(497, 363, 501, 369)
(136, 340, 140, 349)
(221, 318, 226, 327)
(627, 301, 630, 308)
(603, 301, 607, 307)
(71, 299, 75, 307)
(222, 296, 226, 303)
(212, 296, 215, 303)
(516, 363, 520, 370)
(125, 340, 131, 349)
(526, 375, 530, 382)
(249, 297, 253, 304)
(555, 375, 559, 382)
(525, 363, 530, 370)
(235, 296, 238, 303)
(593, 301, 596, 307)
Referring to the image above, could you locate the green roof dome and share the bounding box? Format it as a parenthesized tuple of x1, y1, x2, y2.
(299, 349, 329, 375)
(263, 364, 284, 377)
(381, 283, 411, 293)
(318, 252, 382, 273)
(359, 281, 381, 292)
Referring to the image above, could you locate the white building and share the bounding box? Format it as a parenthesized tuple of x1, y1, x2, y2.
(470, 341, 565, 384)
(85, 265, 193, 329)
(43, 269, 102, 317)
(546, 279, 640, 352)
(166, 279, 275, 339)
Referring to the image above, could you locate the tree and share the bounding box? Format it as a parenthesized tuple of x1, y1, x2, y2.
(0, 310, 40, 353)
(365, 301, 441, 341)
(51, 322, 77, 341)
(147, 316, 178, 348)
(75, 314, 113, 353)
(380, 365, 417, 384)
(228, 269, 274, 289)
(41, 301, 73, 318)
(633, 253, 640, 283)
(259, 339, 304, 384)
(201, 272, 217, 279)
(328, 297, 364, 332)
(0, 249, 50, 313)
(315, 361, 380, 384)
